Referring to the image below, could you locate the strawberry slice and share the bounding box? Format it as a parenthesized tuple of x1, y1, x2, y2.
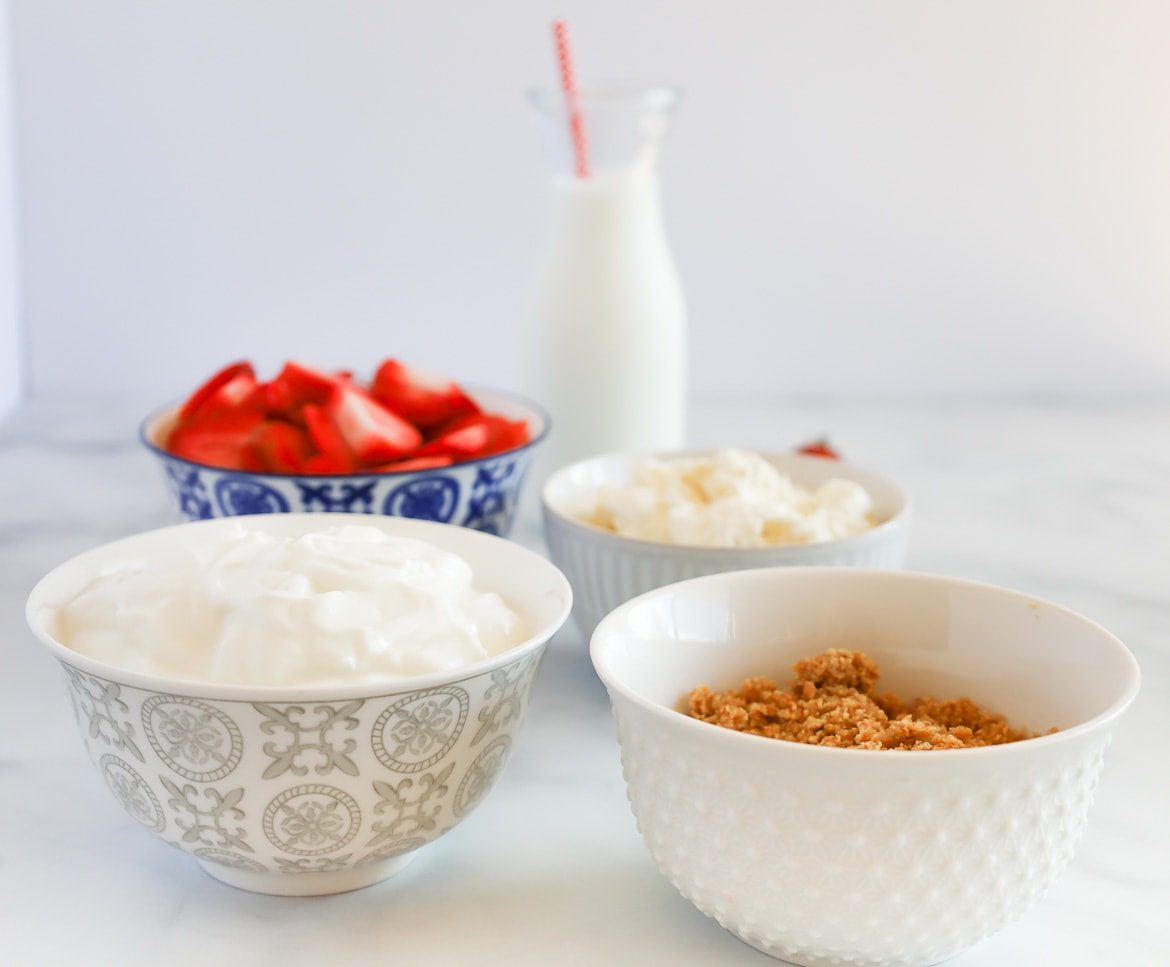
(419, 413, 529, 460)
(367, 453, 455, 474)
(178, 361, 260, 422)
(303, 453, 355, 475)
(248, 419, 315, 474)
(370, 358, 480, 432)
(166, 407, 266, 469)
(262, 361, 349, 418)
(322, 384, 423, 466)
(795, 438, 840, 460)
(164, 357, 526, 474)
(479, 416, 530, 457)
(302, 403, 358, 473)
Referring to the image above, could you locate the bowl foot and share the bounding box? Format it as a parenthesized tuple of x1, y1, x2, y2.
(196, 853, 417, 896)
(738, 933, 963, 967)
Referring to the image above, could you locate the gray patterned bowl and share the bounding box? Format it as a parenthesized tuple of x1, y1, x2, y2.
(26, 514, 572, 896)
(591, 568, 1140, 967)
(141, 386, 549, 537)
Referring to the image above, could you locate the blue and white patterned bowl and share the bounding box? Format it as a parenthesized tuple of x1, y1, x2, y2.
(140, 387, 549, 537)
(26, 514, 573, 896)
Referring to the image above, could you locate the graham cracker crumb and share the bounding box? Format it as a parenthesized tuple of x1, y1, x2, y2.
(687, 648, 1053, 750)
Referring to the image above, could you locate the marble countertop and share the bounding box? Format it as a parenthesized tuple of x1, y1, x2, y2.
(2, 396, 1167, 966)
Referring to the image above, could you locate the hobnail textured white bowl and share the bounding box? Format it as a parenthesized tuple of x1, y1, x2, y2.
(543, 450, 910, 636)
(27, 514, 572, 896)
(591, 568, 1140, 967)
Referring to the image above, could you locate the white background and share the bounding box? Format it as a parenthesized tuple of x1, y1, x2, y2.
(3, 1, 1170, 412)
(0, 3, 19, 415)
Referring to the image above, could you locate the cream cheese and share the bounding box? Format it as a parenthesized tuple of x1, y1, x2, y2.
(584, 448, 875, 547)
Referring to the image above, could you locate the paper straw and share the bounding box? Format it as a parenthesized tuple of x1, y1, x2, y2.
(552, 20, 590, 178)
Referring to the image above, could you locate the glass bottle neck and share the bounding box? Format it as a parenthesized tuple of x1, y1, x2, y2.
(528, 86, 680, 179)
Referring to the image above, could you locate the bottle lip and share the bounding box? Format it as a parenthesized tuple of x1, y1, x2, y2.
(527, 84, 681, 115)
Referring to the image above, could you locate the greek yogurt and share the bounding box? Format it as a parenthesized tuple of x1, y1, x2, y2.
(55, 522, 529, 685)
(584, 448, 875, 547)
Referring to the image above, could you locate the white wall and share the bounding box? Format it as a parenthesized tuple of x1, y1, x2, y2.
(0, 1, 20, 416)
(10, 1, 1170, 402)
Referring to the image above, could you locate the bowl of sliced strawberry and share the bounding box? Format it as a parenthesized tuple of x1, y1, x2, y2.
(140, 358, 548, 536)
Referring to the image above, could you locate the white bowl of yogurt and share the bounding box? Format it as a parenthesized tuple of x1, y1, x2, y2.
(26, 513, 572, 896)
(542, 448, 910, 637)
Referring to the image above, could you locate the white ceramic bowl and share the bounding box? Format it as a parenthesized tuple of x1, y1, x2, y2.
(543, 450, 910, 635)
(141, 387, 548, 537)
(26, 514, 572, 896)
(591, 568, 1139, 967)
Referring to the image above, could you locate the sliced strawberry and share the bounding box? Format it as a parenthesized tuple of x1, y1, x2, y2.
(178, 361, 260, 422)
(795, 438, 840, 460)
(248, 419, 315, 474)
(303, 403, 358, 473)
(261, 361, 349, 416)
(367, 453, 455, 474)
(165, 407, 266, 469)
(418, 418, 489, 457)
(165, 357, 526, 474)
(323, 384, 423, 466)
(478, 416, 530, 457)
(370, 358, 480, 432)
(419, 413, 529, 460)
(303, 453, 356, 475)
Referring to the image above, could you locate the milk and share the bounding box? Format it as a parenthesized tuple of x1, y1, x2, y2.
(526, 166, 687, 483)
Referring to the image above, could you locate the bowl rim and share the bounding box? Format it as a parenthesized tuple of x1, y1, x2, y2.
(541, 447, 910, 555)
(26, 513, 573, 702)
(139, 384, 551, 480)
(590, 566, 1141, 762)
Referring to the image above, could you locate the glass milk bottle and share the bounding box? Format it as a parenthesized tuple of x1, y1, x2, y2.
(525, 86, 687, 486)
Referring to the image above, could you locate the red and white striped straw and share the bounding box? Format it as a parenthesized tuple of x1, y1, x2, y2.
(552, 20, 590, 179)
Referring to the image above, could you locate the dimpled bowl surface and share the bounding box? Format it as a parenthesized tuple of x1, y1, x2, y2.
(26, 514, 573, 896)
(141, 387, 548, 537)
(543, 450, 910, 636)
(590, 568, 1140, 967)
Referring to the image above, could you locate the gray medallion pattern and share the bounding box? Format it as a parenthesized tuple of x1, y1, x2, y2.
(454, 735, 511, 818)
(367, 761, 456, 850)
(470, 653, 542, 746)
(100, 754, 166, 833)
(142, 695, 243, 782)
(63, 666, 145, 762)
(371, 687, 469, 774)
(357, 836, 428, 865)
(255, 701, 363, 779)
(273, 854, 354, 873)
(160, 776, 253, 853)
(49, 630, 553, 893)
(262, 784, 361, 855)
(194, 847, 267, 872)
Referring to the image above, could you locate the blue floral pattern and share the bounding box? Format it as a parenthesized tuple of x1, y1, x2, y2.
(382, 475, 460, 522)
(462, 457, 525, 535)
(215, 477, 290, 516)
(164, 463, 213, 520)
(151, 446, 536, 536)
(296, 479, 378, 512)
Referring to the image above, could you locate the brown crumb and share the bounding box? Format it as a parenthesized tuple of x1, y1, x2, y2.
(686, 648, 1053, 750)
